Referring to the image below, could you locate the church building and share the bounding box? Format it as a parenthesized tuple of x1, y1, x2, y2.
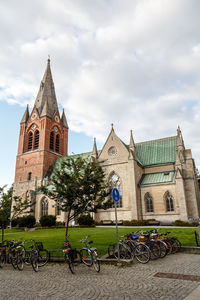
(13, 60, 200, 224)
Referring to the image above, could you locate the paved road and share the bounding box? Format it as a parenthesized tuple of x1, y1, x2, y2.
(0, 253, 200, 300)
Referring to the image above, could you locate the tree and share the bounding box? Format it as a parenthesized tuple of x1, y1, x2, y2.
(40, 156, 112, 239)
(0, 185, 35, 241)
(0, 185, 12, 241)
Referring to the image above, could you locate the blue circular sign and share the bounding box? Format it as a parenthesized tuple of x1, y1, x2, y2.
(112, 188, 120, 202)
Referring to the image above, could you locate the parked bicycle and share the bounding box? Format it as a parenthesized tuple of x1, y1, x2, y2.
(80, 236, 100, 272)
(63, 236, 100, 274)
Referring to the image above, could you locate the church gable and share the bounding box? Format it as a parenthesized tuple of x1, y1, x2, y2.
(98, 127, 129, 164)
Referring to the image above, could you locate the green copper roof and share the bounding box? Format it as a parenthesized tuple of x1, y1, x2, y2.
(140, 171, 176, 186)
(135, 136, 177, 167)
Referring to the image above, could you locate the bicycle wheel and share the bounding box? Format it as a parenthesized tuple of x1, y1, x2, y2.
(31, 255, 39, 272)
(80, 248, 93, 266)
(0, 253, 5, 268)
(10, 252, 18, 269)
(149, 242, 160, 259)
(158, 241, 168, 258)
(119, 243, 132, 259)
(67, 250, 81, 274)
(16, 254, 24, 271)
(107, 244, 115, 258)
(174, 238, 182, 251)
(165, 240, 173, 254)
(24, 250, 31, 265)
(38, 249, 49, 267)
(93, 252, 100, 272)
(134, 243, 150, 264)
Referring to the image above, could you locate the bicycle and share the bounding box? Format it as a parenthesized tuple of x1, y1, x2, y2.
(108, 236, 133, 260)
(80, 236, 100, 272)
(63, 239, 81, 274)
(0, 240, 21, 269)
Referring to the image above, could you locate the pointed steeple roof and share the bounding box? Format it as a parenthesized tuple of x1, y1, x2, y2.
(129, 130, 136, 159)
(20, 105, 29, 123)
(34, 58, 58, 118)
(129, 130, 135, 150)
(177, 125, 185, 148)
(91, 138, 98, 161)
(61, 109, 68, 128)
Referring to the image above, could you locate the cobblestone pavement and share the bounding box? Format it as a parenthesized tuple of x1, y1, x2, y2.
(0, 253, 200, 300)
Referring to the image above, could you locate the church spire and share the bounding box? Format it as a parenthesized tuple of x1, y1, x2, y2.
(91, 138, 98, 162)
(176, 126, 185, 164)
(61, 109, 68, 128)
(34, 58, 58, 118)
(20, 105, 29, 123)
(129, 130, 136, 159)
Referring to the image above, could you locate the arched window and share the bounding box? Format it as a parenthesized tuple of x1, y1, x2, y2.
(27, 172, 32, 181)
(109, 173, 122, 208)
(56, 200, 61, 216)
(34, 130, 39, 149)
(165, 191, 174, 212)
(144, 192, 154, 212)
(28, 132, 33, 151)
(55, 134, 60, 153)
(41, 198, 48, 216)
(50, 132, 54, 151)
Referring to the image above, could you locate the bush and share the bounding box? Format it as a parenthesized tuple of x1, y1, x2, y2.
(24, 215, 36, 228)
(11, 215, 36, 228)
(77, 214, 94, 226)
(39, 215, 56, 227)
(11, 218, 18, 227)
(174, 220, 199, 227)
(122, 219, 149, 226)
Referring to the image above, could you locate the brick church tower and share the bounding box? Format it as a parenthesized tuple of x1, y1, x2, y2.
(13, 59, 68, 220)
(15, 59, 68, 183)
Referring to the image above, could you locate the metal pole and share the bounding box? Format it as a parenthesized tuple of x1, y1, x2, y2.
(114, 202, 120, 264)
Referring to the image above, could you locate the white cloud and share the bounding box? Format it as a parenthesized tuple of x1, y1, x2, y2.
(1, 0, 200, 168)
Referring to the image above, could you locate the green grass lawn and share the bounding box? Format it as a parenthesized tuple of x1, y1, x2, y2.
(2, 227, 199, 257)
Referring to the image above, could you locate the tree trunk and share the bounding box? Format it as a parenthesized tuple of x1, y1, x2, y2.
(65, 211, 71, 242)
(1, 223, 4, 242)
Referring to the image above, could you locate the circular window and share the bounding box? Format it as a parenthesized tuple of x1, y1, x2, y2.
(31, 113, 36, 120)
(108, 146, 117, 156)
(55, 116, 59, 122)
(54, 126, 58, 132)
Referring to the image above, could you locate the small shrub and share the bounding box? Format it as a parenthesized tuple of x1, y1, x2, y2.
(174, 220, 199, 227)
(24, 215, 36, 228)
(11, 218, 18, 227)
(40, 215, 56, 227)
(122, 219, 148, 226)
(77, 214, 94, 226)
(11, 215, 36, 228)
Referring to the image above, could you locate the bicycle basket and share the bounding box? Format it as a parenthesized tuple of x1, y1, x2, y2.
(69, 249, 77, 260)
(35, 242, 44, 251)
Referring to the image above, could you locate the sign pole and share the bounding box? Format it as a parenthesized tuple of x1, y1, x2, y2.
(112, 188, 121, 265)
(114, 201, 120, 265)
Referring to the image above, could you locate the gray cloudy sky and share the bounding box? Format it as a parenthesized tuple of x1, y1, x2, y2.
(1, 0, 200, 186)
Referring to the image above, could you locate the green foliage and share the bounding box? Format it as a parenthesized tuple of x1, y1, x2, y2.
(77, 214, 94, 226)
(122, 219, 149, 226)
(40, 156, 112, 238)
(40, 215, 56, 227)
(11, 194, 35, 221)
(12, 215, 36, 228)
(0, 185, 12, 227)
(174, 220, 199, 227)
